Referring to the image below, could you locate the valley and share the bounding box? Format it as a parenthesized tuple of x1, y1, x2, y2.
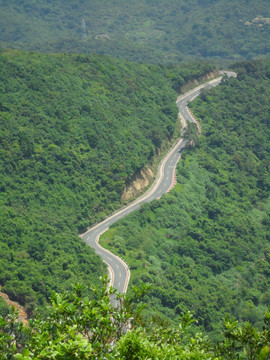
(0, 1, 269, 357)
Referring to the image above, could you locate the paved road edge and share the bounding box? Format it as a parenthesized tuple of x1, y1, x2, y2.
(80, 71, 237, 294)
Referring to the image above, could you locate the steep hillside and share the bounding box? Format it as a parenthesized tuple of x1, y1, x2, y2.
(101, 60, 270, 339)
(0, 49, 214, 315)
(1, 0, 270, 63)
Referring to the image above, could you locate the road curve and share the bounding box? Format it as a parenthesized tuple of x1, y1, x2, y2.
(80, 71, 237, 297)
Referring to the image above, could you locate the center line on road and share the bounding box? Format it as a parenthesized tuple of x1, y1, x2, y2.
(80, 73, 229, 297)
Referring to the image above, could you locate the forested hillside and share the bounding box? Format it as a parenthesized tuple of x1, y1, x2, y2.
(0, 49, 214, 316)
(1, 282, 270, 359)
(1, 0, 270, 63)
(101, 60, 270, 340)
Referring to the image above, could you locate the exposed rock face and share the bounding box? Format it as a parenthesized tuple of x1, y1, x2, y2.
(122, 71, 217, 202)
(95, 34, 111, 40)
(121, 167, 154, 201)
(244, 15, 270, 28)
(0, 286, 28, 325)
(179, 71, 219, 94)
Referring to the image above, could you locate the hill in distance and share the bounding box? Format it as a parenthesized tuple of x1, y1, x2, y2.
(1, 0, 270, 63)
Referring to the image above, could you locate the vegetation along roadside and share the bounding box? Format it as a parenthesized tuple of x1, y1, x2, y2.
(0, 48, 215, 316)
(100, 59, 270, 341)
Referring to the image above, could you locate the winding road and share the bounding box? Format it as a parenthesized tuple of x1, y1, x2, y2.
(80, 71, 237, 298)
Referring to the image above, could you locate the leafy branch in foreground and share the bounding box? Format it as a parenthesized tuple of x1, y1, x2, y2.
(0, 279, 269, 359)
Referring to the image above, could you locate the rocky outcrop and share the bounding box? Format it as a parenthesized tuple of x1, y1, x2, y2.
(121, 71, 218, 202)
(121, 166, 154, 201)
(179, 71, 219, 94)
(0, 286, 28, 325)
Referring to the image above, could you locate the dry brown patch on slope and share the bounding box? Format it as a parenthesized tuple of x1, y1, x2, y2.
(0, 286, 28, 325)
(122, 166, 154, 201)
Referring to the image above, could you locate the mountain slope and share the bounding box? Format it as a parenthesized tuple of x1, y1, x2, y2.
(0, 49, 214, 315)
(1, 0, 270, 63)
(101, 60, 270, 339)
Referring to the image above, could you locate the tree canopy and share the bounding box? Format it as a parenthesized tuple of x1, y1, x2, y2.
(1, 0, 270, 63)
(101, 60, 270, 340)
(0, 49, 214, 316)
(1, 282, 269, 359)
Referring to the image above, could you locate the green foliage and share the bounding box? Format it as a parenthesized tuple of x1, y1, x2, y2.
(0, 283, 269, 359)
(217, 311, 270, 360)
(0, 297, 9, 318)
(0, 307, 29, 360)
(165, 62, 217, 92)
(0, 281, 148, 360)
(0, 1, 270, 63)
(101, 60, 270, 340)
(183, 122, 198, 142)
(2, 48, 201, 315)
(0, 49, 213, 316)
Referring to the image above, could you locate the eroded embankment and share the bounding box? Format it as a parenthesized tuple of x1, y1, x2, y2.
(0, 286, 28, 325)
(121, 71, 217, 202)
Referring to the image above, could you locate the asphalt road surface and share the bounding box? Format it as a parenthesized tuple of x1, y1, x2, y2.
(81, 71, 237, 298)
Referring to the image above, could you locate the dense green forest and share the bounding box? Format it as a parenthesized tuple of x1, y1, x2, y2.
(1, 2, 270, 357)
(1, 0, 270, 63)
(0, 49, 214, 316)
(101, 60, 270, 340)
(1, 283, 270, 359)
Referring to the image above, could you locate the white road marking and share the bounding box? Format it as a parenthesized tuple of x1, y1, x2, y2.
(80, 73, 233, 298)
